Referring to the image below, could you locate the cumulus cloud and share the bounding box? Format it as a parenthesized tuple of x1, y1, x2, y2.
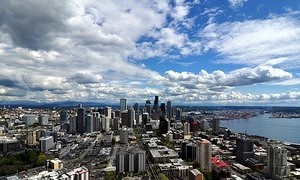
(0, 0, 298, 106)
(165, 66, 291, 88)
(201, 13, 300, 69)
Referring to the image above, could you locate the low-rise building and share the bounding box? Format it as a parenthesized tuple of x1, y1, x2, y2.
(149, 146, 179, 163)
(47, 158, 63, 170)
(158, 158, 190, 180)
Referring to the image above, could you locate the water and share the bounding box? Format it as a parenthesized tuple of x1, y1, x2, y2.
(220, 113, 300, 144)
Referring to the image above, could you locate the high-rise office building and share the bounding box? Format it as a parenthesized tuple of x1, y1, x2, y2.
(153, 96, 159, 110)
(145, 100, 151, 116)
(196, 139, 212, 171)
(160, 103, 166, 116)
(112, 117, 119, 131)
(60, 110, 68, 125)
(39, 114, 49, 125)
(86, 114, 93, 133)
(166, 100, 173, 120)
(267, 145, 290, 179)
(92, 112, 101, 131)
(127, 108, 135, 128)
(142, 113, 149, 126)
(76, 104, 85, 134)
(69, 116, 77, 134)
(181, 141, 197, 162)
(183, 122, 190, 135)
(159, 117, 170, 134)
(135, 113, 142, 125)
(212, 117, 220, 133)
(39, 136, 54, 152)
(120, 98, 127, 111)
(236, 137, 254, 163)
(121, 110, 128, 127)
(104, 117, 110, 132)
(104, 106, 112, 119)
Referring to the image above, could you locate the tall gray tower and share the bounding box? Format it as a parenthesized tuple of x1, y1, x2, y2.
(120, 98, 127, 112)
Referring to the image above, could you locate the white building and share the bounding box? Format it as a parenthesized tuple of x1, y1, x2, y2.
(39, 136, 54, 152)
(22, 114, 36, 126)
(196, 139, 212, 171)
(116, 148, 146, 173)
(267, 145, 290, 179)
(183, 122, 190, 135)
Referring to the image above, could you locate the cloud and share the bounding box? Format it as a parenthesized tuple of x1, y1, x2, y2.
(223, 66, 292, 86)
(165, 66, 291, 88)
(0, 0, 74, 50)
(68, 73, 103, 84)
(228, 0, 247, 8)
(271, 78, 300, 86)
(201, 13, 300, 69)
(0, 1, 298, 106)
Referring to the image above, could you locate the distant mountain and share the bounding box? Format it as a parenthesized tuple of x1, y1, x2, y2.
(1, 100, 116, 108)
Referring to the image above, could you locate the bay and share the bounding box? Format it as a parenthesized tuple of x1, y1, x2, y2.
(220, 113, 300, 144)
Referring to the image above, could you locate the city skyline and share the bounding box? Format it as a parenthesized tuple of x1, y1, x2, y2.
(0, 0, 300, 106)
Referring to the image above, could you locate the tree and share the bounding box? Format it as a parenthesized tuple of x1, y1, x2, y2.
(104, 171, 116, 180)
(35, 154, 47, 167)
(158, 173, 169, 180)
(27, 150, 38, 164)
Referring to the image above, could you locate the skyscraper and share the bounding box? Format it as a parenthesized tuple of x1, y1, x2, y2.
(145, 100, 151, 116)
(121, 111, 128, 127)
(60, 110, 68, 125)
(76, 104, 85, 134)
(236, 137, 254, 163)
(153, 96, 159, 110)
(69, 116, 77, 134)
(183, 122, 190, 135)
(267, 144, 290, 179)
(142, 113, 149, 126)
(160, 103, 166, 116)
(104, 106, 112, 119)
(86, 114, 93, 133)
(120, 98, 127, 111)
(127, 108, 135, 128)
(196, 139, 212, 171)
(167, 100, 173, 120)
(212, 116, 220, 133)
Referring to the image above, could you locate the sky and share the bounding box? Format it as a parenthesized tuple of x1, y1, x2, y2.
(0, 0, 300, 106)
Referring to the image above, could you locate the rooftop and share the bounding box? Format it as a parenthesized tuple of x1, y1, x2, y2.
(211, 157, 229, 168)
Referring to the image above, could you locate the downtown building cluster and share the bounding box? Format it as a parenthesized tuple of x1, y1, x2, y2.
(0, 96, 299, 180)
